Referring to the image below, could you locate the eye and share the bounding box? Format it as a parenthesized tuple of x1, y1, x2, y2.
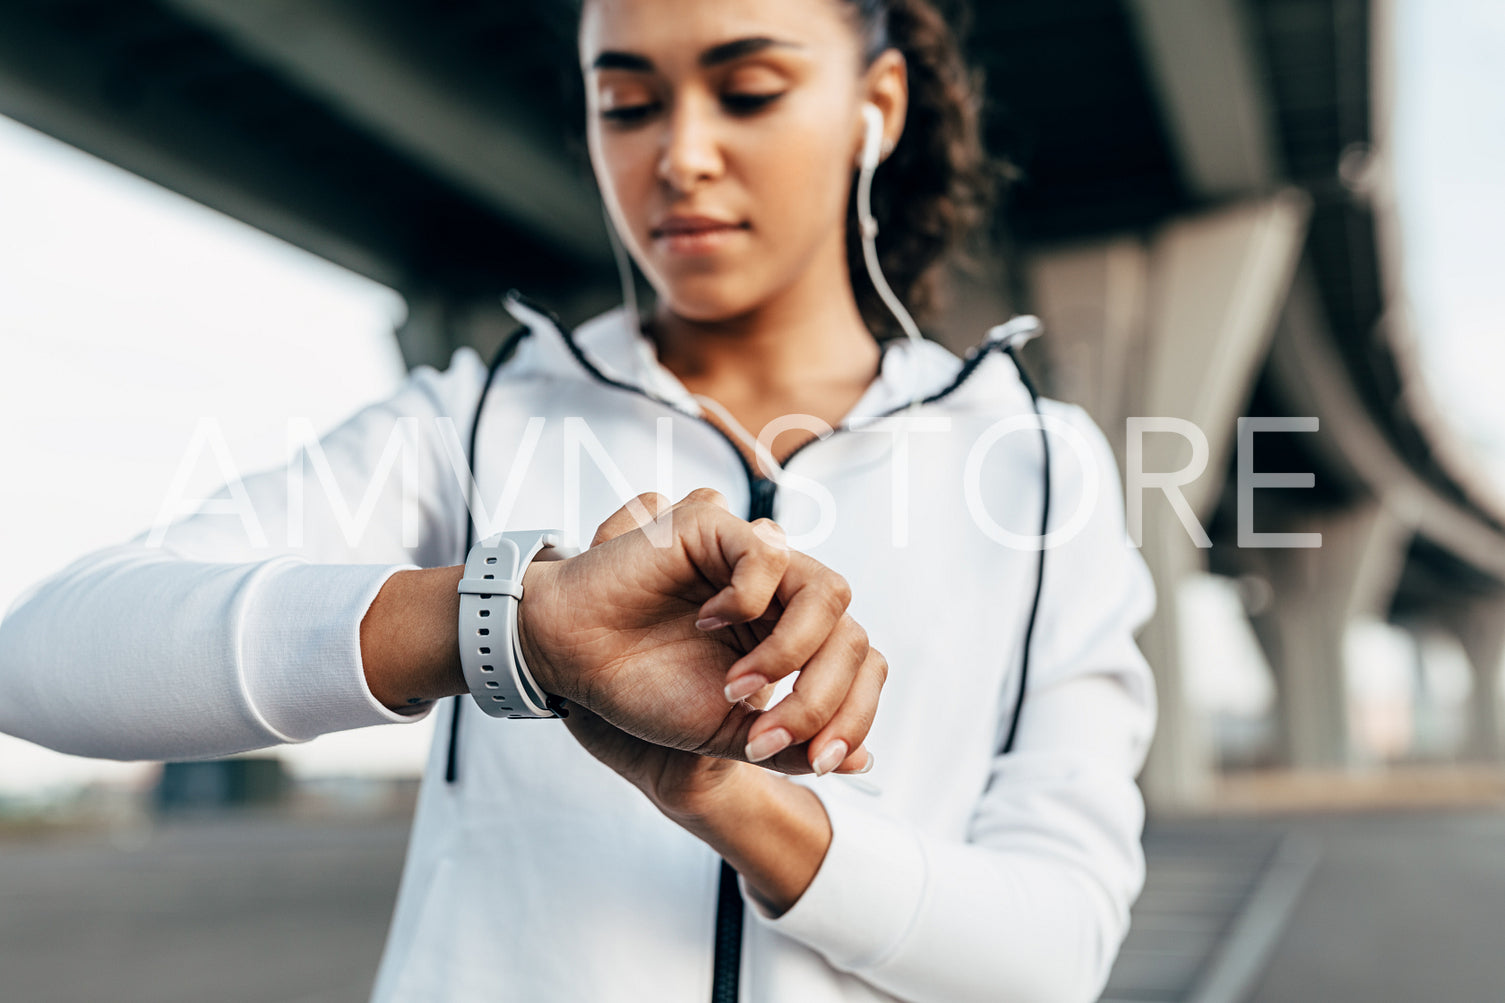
(722, 92, 783, 115)
(601, 102, 662, 125)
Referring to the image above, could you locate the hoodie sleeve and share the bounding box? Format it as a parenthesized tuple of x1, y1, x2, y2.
(0, 346, 490, 761)
(739, 403, 1158, 1003)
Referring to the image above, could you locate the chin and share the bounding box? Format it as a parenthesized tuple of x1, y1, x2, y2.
(652, 274, 765, 325)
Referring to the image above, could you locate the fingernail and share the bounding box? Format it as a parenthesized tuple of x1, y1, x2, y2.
(812, 740, 848, 777)
(839, 749, 875, 775)
(745, 727, 792, 763)
(724, 673, 768, 703)
(752, 521, 788, 550)
(696, 616, 729, 631)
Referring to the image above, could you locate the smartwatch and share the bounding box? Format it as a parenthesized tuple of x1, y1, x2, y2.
(457, 529, 579, 718)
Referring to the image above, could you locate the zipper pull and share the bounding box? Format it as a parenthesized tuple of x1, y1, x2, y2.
(985, 314, 1044, 351)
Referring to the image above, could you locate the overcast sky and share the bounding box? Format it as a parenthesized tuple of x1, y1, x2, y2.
(0, 113, 432, 797)
(1391, 0, 1505, 488)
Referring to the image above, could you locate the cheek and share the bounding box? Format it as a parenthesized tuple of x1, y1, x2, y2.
(744, 121, 854, 250)
(592, 134, 659, 239)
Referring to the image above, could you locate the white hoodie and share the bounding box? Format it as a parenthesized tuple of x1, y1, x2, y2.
(0, 299, 1157, 1003)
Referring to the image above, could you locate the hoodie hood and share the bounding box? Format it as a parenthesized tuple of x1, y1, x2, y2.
(496, 292, 1031, 428)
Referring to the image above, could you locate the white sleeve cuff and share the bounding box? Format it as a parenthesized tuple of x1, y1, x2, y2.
(738, 783, 928, 972)
(238, 559, 431, 742)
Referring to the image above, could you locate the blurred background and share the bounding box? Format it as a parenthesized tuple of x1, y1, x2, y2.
(1, 0, 1503, 1000)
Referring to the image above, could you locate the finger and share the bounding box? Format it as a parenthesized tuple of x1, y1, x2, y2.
(806, 645, 886, 775)
(705, 676, 873, 777)
(671, 486, 730, 513)
(757, 738, 875, 777)
(699, 518, 789, 623)
(590, 492, 670, 548)
(721, 553, 849, 694)
(741, 614, 869, 762)
(687, 508, 791, 631)
(832, 746, 875, 775)
(750, 647, 884, 776)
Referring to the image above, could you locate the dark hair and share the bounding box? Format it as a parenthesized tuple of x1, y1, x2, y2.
(841, 0, 996, 340)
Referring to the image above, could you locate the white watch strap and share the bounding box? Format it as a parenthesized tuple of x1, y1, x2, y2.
(457, 530, 578, 718)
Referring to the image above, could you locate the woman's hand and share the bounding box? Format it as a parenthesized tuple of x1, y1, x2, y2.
(521, 489, 884, 779)
(553, 491, 874, 815)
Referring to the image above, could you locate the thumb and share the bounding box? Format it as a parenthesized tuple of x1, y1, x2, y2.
(743, 679, 779, 710)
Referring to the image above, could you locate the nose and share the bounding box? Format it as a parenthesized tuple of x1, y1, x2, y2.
(657, 94, 723, 194)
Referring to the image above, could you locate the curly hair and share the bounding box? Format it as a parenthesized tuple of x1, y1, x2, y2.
(838, 0, 997, 339)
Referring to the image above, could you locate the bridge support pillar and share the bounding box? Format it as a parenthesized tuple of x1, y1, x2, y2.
(1027, 193, 1309, 809)
(1436, 596, 1505, 761)
(1245, 502, 1409, 768)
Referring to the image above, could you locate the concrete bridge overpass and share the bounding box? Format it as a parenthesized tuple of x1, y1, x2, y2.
(3, 0, 1500, 807)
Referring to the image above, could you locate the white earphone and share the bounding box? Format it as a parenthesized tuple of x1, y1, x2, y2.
(855, 102, 924, 344)
(860, 102, 887, 173)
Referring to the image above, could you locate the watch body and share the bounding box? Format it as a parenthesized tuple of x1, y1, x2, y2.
(456, 529, 578, 718)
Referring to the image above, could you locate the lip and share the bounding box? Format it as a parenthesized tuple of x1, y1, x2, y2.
(650, 215, 750, 255)
(651, 214, 747, 237)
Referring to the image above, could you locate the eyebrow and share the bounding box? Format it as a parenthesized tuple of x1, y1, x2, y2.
(590, 36, 804, 72)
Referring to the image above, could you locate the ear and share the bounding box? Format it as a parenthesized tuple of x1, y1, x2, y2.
(857, 48, 909, 165)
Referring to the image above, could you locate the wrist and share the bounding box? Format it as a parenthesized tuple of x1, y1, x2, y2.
(361, 566, 467, 712)
(515, 558, 568, 701)
(655, 760, 766, 831)
(671, 770, 831, 918)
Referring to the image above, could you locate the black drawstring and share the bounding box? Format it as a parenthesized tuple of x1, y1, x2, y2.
(1000, 344, 1050, 755)
(445, 325, 532, 784)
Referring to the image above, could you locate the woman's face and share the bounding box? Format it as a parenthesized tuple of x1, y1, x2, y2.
(579, 0, 876, 323)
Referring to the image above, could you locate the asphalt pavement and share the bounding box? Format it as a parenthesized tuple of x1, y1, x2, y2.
(4, 803, 1505, 1002)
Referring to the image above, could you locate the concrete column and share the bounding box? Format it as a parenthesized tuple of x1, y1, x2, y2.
(1134, 503, 1214, 804)
(1027, 193, 1309, 809)
(1436, 596, 1505, 761)
(1244, 502, 1410, 768)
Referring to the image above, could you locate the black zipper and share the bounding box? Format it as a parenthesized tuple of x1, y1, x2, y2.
(711, 472, 775, 1003)
(449, 296, 1016, 1003)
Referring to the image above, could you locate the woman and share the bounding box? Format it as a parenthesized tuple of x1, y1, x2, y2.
(0, 0, 1157, 1000)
